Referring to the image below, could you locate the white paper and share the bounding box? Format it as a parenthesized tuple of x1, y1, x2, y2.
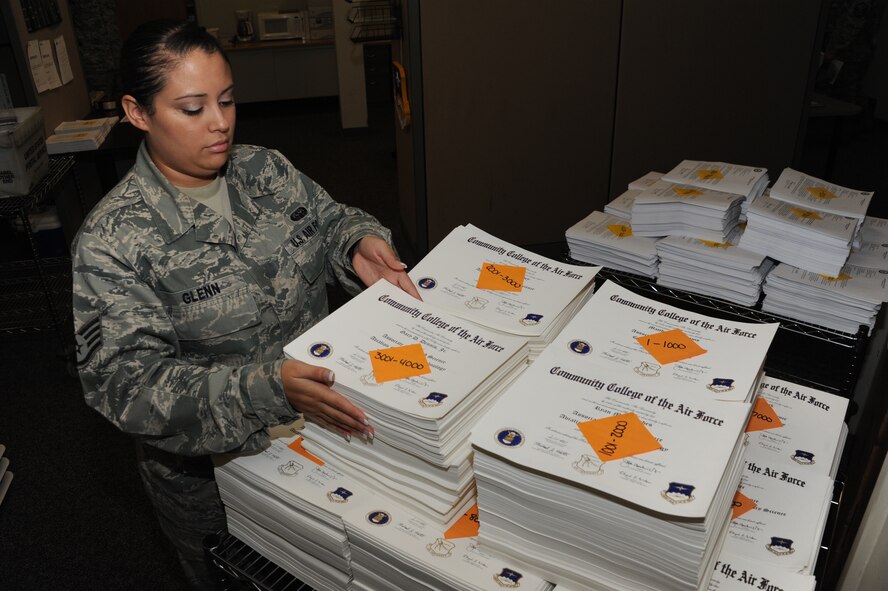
(26, 40, 49, 93)
(53, 36, 74, 84)
(38, 40, 62, 90)
(662, 160, 769, 199)
(708, 552, 815, 591)
(769, 168, 873, 220)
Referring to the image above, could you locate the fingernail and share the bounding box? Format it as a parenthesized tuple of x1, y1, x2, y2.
(400, 262, 408, 269)
(326, 370, 335, 384)
(345, 432, 351, 442)
(362, 418, 370, 426)
(366, 430, 374, 440)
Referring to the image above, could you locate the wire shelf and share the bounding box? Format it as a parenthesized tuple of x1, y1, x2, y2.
(0, 257, 72, 336)
(348, 0, 399, 42)
(0, 156, 75, 216)
(205, 532, 315, 591)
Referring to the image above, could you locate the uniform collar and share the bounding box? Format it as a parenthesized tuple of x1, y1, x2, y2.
(133, 142, 280, 245)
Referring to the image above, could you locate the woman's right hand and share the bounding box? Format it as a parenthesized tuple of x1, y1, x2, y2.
(281, 359, 373, 441)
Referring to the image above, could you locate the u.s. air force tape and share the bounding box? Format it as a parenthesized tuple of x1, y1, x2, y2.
(75, 313, 103, 367)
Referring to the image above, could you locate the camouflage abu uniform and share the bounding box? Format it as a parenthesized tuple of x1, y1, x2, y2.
(72, 142, 391, 584)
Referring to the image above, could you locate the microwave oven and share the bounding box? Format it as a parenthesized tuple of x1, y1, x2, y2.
(257, 11, 306, 41)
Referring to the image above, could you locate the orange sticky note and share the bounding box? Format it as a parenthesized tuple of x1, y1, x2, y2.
(745, 397, 784, 433)
(699, 240, 732, 249)
(672, 187, 704, 197)
(818, 272, 852, 283)
(608, 224, 633, 238)
(476, 262, 526, 292)
(806, 186, 837, 200)
(731, 490, 757, 520)
(790, 207, 823, 221)
(369, 343, 431, 383)
(636, 328, 707, 365)
(696, 169, 724, 181)
(578, 412, 662, 463)
(444, 503, 480, 539)
(288, 437, 325, 466)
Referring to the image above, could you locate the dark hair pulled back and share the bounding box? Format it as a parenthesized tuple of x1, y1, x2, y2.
(119, 19, 228, 113)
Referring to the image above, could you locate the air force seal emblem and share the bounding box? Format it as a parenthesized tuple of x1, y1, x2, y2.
(568, 339, 592, 355)
(520, 313, 542, 326)
(766, 537, 795, 556)
(367, 510, 391, 526)
(420, 392, 448, 407)
(661, 482, 695, 504)
(417, 277, 438, 290)
(327, 487, 353, 504)
(495, 429, 524, 448)
(309, 342, 332, 358)
(493, 568, 523, 588)
(707, 378, 735, 393)
(791, 450, 815, 465)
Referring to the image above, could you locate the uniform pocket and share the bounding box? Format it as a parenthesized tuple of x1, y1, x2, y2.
(162, 277, 261, 342)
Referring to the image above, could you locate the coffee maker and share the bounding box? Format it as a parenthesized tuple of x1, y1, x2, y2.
(235, 10, 254, 42)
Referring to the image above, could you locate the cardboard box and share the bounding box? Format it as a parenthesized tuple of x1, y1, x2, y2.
(0, 107, 49, 197)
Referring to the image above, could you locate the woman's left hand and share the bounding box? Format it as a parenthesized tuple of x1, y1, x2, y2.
(352, 235, 421, 299)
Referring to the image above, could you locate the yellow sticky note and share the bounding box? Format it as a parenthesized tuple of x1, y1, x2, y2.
(818, 272, 852, 282)
(369, 343, 431, 383)
(696, 169, 724, 181)
(288, 437, 325, 466)
(636, 328, 707, 365)
(444, 503, 480, 539)
(806, 186, 838, 200)
(476, 262, 526, 292)
(672, 187, 704, 197)
(699, 240, 732, 249)
(608, 224, 633, 238)
(578, 412, 662, 463)
(731, 490, 757, 520)
(790, 207, 823, 221)
(745, 397, 784, 433)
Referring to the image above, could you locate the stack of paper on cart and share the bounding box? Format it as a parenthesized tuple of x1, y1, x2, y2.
(630, 180, 745, 242)
(344, 501, 553, 591)
(848, 216, 888, 270)
(470, 358, 753, 591)
(655, 234, 775, 306)
(769, 168, 873, 222)
(605, 190, 641, 220)
(739, 191, 858, 277)
(746, 376, 849, 478)
(408, 224, 600, 360)
(214, 427, 369, 591)
(545, 280, 778, 402)
(761, 262, 888, 334)
(724, 459, 833, 576)
(706, 553, 815, 591)
(565, 210, 660, 277)
(661, 160, 769, 223)
(283, 279, 530, 527)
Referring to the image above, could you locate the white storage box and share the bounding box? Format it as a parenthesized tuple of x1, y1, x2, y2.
(0, 107, 49, 197)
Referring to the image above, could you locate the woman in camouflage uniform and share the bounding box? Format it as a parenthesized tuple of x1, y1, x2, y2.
(71, 19, 418, 589)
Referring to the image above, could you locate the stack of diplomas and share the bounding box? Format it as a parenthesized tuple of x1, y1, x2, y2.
(565, 210, 660, 277)
(724, 460, 833, 575)
(629, 179, 745, 242)
(849, 215, 888, 271)
(761, 262, 888, 334)
(604, 172, 666, 220)
(283, 280, 530, 527)
(605, 190, 640, 220)
(738, 191, 858, 277)
(655, 234, 775, 306)
(344, 500, 553, 591)
(746, 376, 849, 478)
(408, 224, 600, 360)
(541, 281, 778, 402)
(769, 168, 873, 222)
(705, 554, 815, 591)
(470, 358, 753, 591)
(214, 427, 368, 591)
(661, 160, 770, 223)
